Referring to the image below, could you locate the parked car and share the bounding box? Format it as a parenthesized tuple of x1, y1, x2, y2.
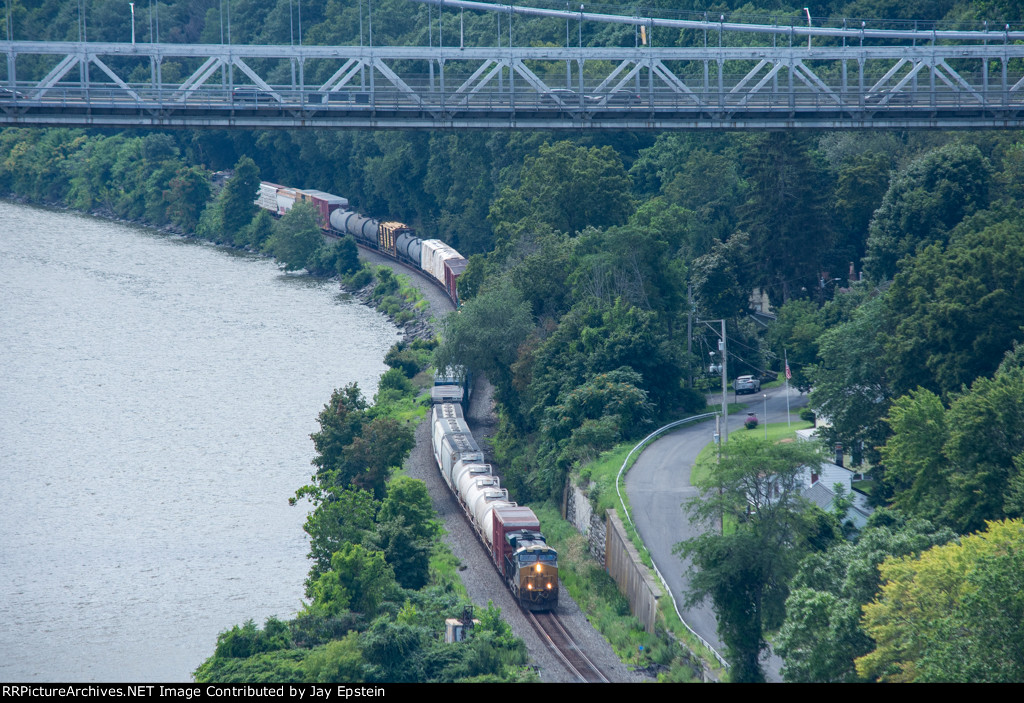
(734, 375, 761, 394)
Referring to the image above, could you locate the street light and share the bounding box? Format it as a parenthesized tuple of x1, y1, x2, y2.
(129, 2, 135, 44)
(763, 393, 768, 440)
(803, 7, 811, 48)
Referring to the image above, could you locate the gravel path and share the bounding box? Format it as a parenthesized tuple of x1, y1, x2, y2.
(358, 246, 647, 682)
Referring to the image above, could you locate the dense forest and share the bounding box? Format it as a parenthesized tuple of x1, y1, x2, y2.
(3, 0, 1024, 684)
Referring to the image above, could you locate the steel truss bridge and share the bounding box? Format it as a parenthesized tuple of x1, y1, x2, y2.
(3, 1, 1024, 130)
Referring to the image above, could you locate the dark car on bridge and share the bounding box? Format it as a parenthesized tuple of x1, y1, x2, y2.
(232, 88, 276, 104)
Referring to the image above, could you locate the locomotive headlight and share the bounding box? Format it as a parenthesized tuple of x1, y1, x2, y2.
(527, 583, 533, 590)
(535, 564, 542, 573)
(546, 583, 552, 589)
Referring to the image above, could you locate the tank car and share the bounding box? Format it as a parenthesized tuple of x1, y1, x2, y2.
(430, 402, 558, 612)
(254, 181, 468, 308)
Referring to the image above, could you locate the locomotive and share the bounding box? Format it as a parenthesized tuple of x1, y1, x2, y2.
(431, 401, 559, 612)
(255, 182, 467, 306)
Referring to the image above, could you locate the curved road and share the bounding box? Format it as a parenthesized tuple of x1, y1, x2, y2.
(625, 384, 808, 681)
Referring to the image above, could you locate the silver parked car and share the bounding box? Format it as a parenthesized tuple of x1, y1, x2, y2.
(734, 375, 761, 395)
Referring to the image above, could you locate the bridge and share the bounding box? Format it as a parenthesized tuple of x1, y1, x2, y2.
(3, 1, 1024, 130)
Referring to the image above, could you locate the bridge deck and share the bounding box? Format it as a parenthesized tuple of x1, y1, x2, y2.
(4, 40, 1024, 130)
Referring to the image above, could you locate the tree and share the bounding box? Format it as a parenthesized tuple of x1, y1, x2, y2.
(295, 487, 379, 585)
(737, 132, 835, 302)
(221, 155, 261, 240)
(767, 299, 824, 393)
(262, 201, 324, 271)
(864, 141, 991, 281)
(487, 140, 633, 237)
(676, 436, 828, 681)
(809, 292, 894, 472)
(879, 388, 950, 522)
(856, 519, 1024, 682)
(371, 477, 440, 589)
(307, 544, 395, 618)
(310, 384, 368, 477)
(689, 231, 753, 321)
(164, 165, 211, 232)
(434, 278, 534, 425)
(831, 152, 892, 268)
(881, 218, 1024, 397)
(776, 509, 955, 682)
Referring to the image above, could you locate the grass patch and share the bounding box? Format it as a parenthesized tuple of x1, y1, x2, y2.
(428, 542, 470, 601)
(690, 420, 814, 486)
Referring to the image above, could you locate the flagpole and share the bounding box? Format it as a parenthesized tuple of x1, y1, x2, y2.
(785, 349, 792, 427)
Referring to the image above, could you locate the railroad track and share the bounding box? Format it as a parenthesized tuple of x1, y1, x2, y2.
(527, 610, 610, 683)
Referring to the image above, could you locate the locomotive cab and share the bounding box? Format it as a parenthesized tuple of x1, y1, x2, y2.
(503, 530, 558, 610)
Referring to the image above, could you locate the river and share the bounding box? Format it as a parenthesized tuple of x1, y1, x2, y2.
(0, 201, 400, 682)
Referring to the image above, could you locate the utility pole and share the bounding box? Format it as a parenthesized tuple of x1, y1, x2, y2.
(720, 318, 728, 447)
(701, 318, 729, 448)
(687, 283, 693, 388)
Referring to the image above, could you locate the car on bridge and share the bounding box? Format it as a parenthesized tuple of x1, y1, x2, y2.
(231, 88, 276, 104)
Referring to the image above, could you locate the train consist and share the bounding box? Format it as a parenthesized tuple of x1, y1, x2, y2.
(255, 182, 467, 306)
(431, 400, 559, 612)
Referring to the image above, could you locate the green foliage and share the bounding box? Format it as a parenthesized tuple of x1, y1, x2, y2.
(435, 277, 534, 425)
(303, 632, 366, 683)
(880, 388, 950, 521)
(295, 487, 379, 586)
(810, 292, 893, 472)
(383, 339, 435, 378)
(377, 367, 414, 396)
(831, 152, 892, 266)
(677, 436, 830, 681)
(690, 231, 753, 320)
(737, 132, 835, 302)
(881, 217, 1024, 397)
(309, 384, 369, 476)
(776, 509, 955, 682)
(488, 140, 633, 237)
(370, 477, 441, 589)
(213, 617, 292, 660)
(221, 155, 261, 240)
(163, 165, 211, 231)
(767, 299, 824, 392)
(864, 141, 992, 281)
(307, 544, 395, 618)
(193, 648, 308, 683)
(881, 353, 1024, 533)
(262, 201, 323, 272)
(307, 236, 360, 277)
(857, 519, 1024, 682)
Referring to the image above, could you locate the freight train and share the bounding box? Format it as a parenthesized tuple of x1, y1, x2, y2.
(431, 401, 559, 612)
(255, 182, 467, 306)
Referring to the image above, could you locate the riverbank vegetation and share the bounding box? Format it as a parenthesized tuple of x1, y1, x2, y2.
(194, 362, 533, 683)
(5, 0, 1024, 684)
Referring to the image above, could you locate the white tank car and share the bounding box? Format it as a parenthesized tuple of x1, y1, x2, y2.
(431, 403, 515, 549)
(430, 401, 559, 611)
(453, 460, 492, 496)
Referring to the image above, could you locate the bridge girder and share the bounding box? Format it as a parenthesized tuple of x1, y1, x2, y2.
(3, 41, 1024, 130)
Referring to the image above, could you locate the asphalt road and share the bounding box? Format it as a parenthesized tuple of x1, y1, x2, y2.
(625, 383, 808, 682)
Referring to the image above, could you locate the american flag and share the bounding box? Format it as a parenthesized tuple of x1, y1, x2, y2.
(785, 362, 792, 380)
